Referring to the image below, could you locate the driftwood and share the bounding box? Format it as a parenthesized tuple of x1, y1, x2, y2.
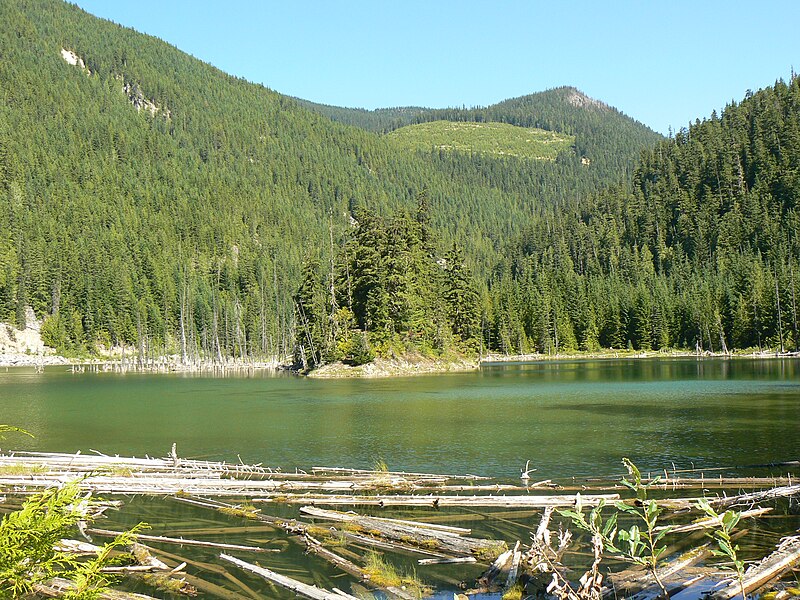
(220, 553, 362, 600)
(301, 506, 471, 535)
(300, 505, 507, 559)
(710, 532, 800, 599)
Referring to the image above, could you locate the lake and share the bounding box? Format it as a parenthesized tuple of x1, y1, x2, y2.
(2, 358, 799, 477)
(1, 357, 799, 598)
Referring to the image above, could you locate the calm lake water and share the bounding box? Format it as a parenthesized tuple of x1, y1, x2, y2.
(1, 358, 799, 598)
(1, 358, 799, 477)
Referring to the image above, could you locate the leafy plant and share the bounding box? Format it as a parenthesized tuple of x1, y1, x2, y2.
(0, 481, 146, 599)
(695, 499, 746, 600)
(560, 458, 672, 599)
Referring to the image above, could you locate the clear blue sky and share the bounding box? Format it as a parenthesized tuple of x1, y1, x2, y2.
(73, 1, 799, 135)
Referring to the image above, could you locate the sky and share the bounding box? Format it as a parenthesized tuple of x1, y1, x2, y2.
(73, 1, 800, 135)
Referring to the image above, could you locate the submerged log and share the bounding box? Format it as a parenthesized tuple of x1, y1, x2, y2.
(220, 553, 361, 600)
(88, 528, 278, 553)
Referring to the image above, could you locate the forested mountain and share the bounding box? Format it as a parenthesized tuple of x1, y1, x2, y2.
(488, 77, 800, 354)
(292, 99, 426, 133)
(2, 0, 793, 364)
(300, 87, 663, 182)
(0, 0, 654, 360)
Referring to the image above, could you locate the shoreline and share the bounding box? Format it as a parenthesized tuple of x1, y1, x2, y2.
(480, 348, 800, 364)
(1, 348, 797, 376)
(0, 353, 286, 373)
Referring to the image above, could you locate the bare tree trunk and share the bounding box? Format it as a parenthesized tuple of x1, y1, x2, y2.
(775, 270, 785, 353)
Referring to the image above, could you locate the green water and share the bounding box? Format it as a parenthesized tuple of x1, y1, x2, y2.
(1, 358, 798, 477)
(1, 358, 799, 598)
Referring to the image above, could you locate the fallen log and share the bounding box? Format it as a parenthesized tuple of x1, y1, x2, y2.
(418, 556, 477, 565)
(300, 506, 471, 535)
(300, 506, 507, 560)
(311, 466, 491, 480)
(504, 540, 523, 592)
(709, 532, 800, 599)
(259, 492, 619, 508)
(220, 553, 362, 600)
(655, 507, 772, 534)
(330, 527, 450, 558)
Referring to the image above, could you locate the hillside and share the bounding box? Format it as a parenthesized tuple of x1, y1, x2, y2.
(0, 0, 656, 360)
(386, 121, 574, 160)
(292, 98, 426, 133)
(486, 77, 800, 354)
(299, 86, 663, 180)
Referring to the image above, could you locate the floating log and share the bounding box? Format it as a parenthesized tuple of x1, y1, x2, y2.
(311, 466, 491, 480)
(259, 492, 619, 508)
(712, 484, 800, 509)
(655, 507, 772, 534)
(418, 556, 477, 565)
(709, 532, 800, 599)
(304, 534, 418, 600)
(652, 484, 800, 512)
(300, 506, 506, 560)
(220, 553, 362, 600)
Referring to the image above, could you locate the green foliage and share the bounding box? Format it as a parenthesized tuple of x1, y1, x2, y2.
(696, 499, 746, 599)
(560, 459, 673, 599)
(0, 482, 146, 599)
(293, 211, 479, 368)
(387, 120, 574, 160)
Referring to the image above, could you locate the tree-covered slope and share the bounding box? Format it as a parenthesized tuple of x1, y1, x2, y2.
(292, 98, 426, 133)
(0, 0, 654, 359)
(299, 86, 663, 181)
(487, 77, 800, 354)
